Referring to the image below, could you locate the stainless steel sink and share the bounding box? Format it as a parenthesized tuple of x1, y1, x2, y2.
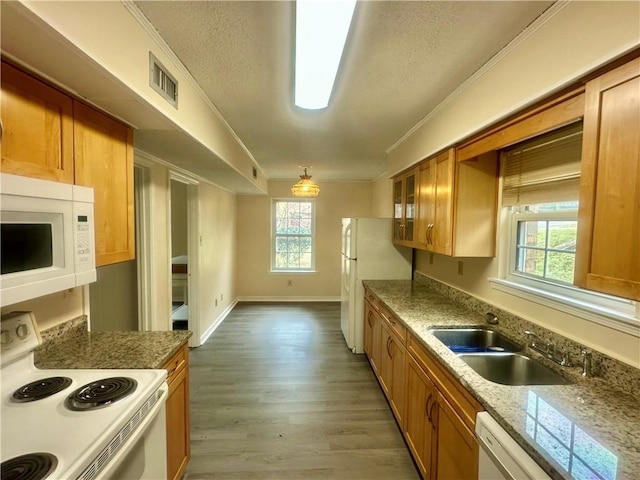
(458, 353, 572, 386)
(428, 328, 522, 353)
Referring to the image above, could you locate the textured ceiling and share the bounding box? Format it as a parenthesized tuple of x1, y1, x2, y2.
(135, 0, 554, 182)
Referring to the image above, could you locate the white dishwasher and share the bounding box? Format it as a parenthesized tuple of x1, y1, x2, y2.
(476, 412, 552, 480)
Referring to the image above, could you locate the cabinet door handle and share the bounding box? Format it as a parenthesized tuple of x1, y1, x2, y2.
(386, 337, 392, 357)
(429, 398, 437, 429)
(425, 394, 433, 423)
(367, 312, 374, 327)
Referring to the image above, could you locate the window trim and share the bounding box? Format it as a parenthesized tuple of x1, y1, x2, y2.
(494, 205, 639, 337)
(270, 198, 316, 273)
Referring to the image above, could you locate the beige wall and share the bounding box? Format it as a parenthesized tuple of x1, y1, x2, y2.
(196, 181, 237, 342)
(371, 175, 393, 218)
(142, 160, 238, 344)
(236, 181, 373, 299)
(0, 288, 84, 332)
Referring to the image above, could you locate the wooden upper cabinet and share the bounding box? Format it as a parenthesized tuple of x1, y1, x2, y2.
(415, 148, 498, 258)
(452, 152, 499, 257)
(575, 57, 640, 301)
(0, 61, 74, 183)
(393, 167, 419, 247)
(417, 149, 455, 254)
(73, 101, 134, 267)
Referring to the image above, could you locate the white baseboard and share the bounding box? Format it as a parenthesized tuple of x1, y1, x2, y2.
(199, 299, 238, 345)
(236, 296, 341, 302)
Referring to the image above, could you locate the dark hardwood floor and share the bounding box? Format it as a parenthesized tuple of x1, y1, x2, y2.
(184, 302, 420, 479)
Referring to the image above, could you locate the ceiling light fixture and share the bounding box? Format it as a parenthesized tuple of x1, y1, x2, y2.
(291, 166, 320, 197)
(294, 0, 357, 110)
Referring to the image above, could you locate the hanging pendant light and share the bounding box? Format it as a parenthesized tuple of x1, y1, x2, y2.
(291, 166, 320, 197)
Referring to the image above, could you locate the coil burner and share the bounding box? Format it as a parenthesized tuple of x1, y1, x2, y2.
(0, 452, 58, 480)
(66, 377, 137, 411)
(12, 377, 73, 403)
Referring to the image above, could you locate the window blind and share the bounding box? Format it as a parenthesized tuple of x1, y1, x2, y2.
(502, 122, 583, 206)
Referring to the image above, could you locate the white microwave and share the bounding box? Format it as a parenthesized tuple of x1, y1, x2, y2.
(0, 173, 97, 307)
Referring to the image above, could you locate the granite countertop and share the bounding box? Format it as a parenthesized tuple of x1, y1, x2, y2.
(365, 280, 640, 480)
(35, 328, 192, 370)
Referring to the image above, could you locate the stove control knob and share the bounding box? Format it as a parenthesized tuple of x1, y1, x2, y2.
(1, 329, 12, 345)
(15, 323, 29, 339)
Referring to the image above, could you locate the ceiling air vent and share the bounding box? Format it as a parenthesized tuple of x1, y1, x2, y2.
(149, 52, 178, 108)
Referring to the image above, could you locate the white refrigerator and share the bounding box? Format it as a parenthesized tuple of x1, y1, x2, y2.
(340, 218, 412, 353)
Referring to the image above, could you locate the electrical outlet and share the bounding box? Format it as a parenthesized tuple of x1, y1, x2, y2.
(287, 280, 293, 287)
(429, 253, 434, 265)
(457, 261, 464, 276)
(215, 298, 218, 307)
(220, 293, 223, 301)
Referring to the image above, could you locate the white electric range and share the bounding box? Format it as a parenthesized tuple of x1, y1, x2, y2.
(0, 311, 168, 480)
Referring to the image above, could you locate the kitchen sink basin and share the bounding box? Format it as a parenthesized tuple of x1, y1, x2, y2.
(428, 328, 522, 353)
(458, 353, 572, 386)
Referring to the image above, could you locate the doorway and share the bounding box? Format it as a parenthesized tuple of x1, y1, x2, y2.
(170, 179, 189, 330)
(169, 173, 200, 346)
(134, 158, 201, 344)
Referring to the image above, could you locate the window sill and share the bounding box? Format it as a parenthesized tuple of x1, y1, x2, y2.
(269, 270, 319, 275)
(489, 277, 639, 337)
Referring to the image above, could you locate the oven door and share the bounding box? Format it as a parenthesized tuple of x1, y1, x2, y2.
(95, 384, 168, 480)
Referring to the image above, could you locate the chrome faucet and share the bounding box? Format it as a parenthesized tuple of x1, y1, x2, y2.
(524, 330, 573, 367)
(524, 330, 543, 350)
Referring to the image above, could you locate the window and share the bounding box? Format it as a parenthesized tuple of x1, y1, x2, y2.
(491, 123, 639, 334)
(271, 200, 315, 271)
(512, 202, 578, 285)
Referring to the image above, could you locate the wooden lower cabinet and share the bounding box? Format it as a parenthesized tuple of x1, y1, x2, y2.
(363, 298, 381, 375)
(379, 320, 406, 425)
(406, 333, 483, 480)
(364, 291, 483, 480)
(404, 354, 438, 479)
(435, 392, 479, 480)
(164, 343, 191, 480)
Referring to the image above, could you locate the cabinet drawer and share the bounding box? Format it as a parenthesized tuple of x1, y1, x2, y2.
(380, 305, 407, 345)
(408, 334, 482, 431)
(164, 344, 188, 385)
(364, 288, 381, 312)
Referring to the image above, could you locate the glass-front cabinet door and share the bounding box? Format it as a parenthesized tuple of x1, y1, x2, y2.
(392, 167, 419, 247)
(393, 178, 404, 241)
(404, 171, 417, 243)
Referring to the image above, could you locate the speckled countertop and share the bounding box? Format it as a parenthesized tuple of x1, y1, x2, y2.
(365, 279, 640, 480)
(34, 319, 191, 370)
